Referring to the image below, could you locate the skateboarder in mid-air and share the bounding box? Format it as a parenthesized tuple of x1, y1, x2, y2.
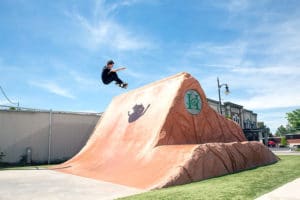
(101, 60, 128, 89)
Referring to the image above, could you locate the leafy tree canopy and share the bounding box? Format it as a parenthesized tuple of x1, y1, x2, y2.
(286, 109, 300, 132)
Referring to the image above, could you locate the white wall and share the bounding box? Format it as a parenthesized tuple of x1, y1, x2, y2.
(0, 110, 100, 164)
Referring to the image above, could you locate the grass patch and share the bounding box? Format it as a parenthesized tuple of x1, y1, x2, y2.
(121, 155, 300, 200)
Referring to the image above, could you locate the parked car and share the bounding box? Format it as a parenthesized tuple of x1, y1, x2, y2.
(268, 140, 276, 147)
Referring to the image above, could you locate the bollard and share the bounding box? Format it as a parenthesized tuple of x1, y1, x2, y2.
(26, 147, 32, 164)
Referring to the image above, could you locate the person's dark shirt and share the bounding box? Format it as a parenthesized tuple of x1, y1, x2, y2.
(101, 66, 111, 81)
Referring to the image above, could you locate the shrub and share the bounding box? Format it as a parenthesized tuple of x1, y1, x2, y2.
(281, 137, 287, 147)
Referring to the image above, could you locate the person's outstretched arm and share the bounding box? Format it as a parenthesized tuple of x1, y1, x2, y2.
(111, 67, 126, 73)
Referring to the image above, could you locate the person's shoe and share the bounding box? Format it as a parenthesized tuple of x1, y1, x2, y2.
(115, 82, 122, 87)
(120, 83, 128, 89)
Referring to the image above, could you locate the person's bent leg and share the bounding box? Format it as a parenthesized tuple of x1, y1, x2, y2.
(110, 72, 124, 85)
(102, 75, 114, 85)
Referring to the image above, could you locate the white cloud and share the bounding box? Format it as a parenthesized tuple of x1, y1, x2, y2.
(66, 0, 152, 51)
(231, 66, 300, 76)
(78, 109, 101, 113)
(180, 2, 300, 131)
(234, 92, 300, 110)
(182, 3, 300, 110)
(228, 0, 250, 11)
(211, 0, 254, 13)
(69, 70, 99, 88)
(0, 100, 19, 108)
(123, 68, 145, 79)
(215, 65, 300, 110)
(256, 108, 299, 133)
(174, 4, 300, 133)
(94, 0, 142, 16)
(29, 81, 75, 99)
(122, 67, 162, 81)
(184, 41, 248, 69)
(0, 100, 10, 105)
(225, 0, 251, 12)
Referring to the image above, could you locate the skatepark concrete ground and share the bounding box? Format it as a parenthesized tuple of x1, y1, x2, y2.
(0, 169, 144, 200)
(1, 156, 299, 200)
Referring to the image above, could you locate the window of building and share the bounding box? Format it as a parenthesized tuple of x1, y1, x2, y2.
(232, 114, 240, 125)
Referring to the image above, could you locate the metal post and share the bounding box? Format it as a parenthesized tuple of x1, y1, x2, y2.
(48, 109, 52, 164)
(217, 77, 222, 114)
(264, 129, 268, 146)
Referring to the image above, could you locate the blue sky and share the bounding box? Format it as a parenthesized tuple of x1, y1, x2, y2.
(1, 0, 299, 133)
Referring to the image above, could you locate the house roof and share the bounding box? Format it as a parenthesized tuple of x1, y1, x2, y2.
(207, 98, 219, 104)
(223, 101, 243, 108)
(286, 132, 300, 136)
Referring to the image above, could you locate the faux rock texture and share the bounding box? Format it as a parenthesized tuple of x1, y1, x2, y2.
(56, 73, 278, 189)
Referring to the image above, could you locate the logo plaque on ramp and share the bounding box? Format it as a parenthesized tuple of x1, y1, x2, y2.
(185, 89, 202, 115)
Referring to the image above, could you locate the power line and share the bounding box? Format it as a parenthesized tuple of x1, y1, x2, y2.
(0, 85, 19, 106)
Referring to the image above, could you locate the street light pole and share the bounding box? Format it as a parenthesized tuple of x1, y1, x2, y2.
(217, 77, 230, 115)
(217, 78, 222, 114)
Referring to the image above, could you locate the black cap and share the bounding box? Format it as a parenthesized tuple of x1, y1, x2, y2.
(107, 60, 114, 65)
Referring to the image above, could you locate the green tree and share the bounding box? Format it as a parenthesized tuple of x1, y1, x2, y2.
(257, 122, 272, 145)
(286, 109, 300, 132)
(275, 125, 288, 136)
(269, 133, 274, 137)
(281, 137, 287, 147)
(257, 122, 271, 136)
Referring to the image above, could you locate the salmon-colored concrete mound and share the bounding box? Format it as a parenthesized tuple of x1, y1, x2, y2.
(56, 72, 278, 189)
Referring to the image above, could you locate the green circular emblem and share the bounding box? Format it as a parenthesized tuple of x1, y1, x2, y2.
(184, 90, 202, 115)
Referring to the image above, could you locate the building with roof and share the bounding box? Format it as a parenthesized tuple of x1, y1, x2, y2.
(207, 98, 262, 141)
(286, 133, 300, 149)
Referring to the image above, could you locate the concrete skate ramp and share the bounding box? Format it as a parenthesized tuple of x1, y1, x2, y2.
(57, 72, 278, 189)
